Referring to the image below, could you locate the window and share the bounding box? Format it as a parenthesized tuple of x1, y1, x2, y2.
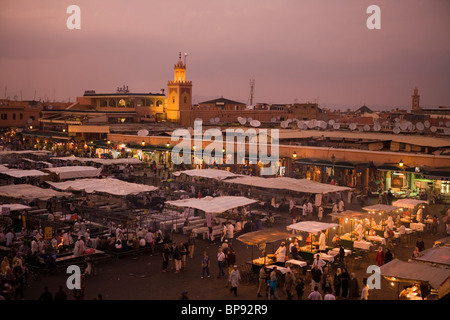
(109, 99, 117, 107)
(1, 114, 7, 120)
(20, 113, 23, 120)
(12, 113, 16, 120)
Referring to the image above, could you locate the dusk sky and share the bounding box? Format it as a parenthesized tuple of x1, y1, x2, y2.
(1, 0, 449, 110)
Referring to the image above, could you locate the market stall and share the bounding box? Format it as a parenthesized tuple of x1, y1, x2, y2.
(44, 166, 101, 180)
(236, 229, 299, 272)
(0, 184, 72, 201)
(392, 198, 428, 230)
(380, 259, 450, 300)
(329, 210, 372, 249)
(172, 168, 241, 180)
(286, 221, 339, 263)
(413, 246, 450, 267)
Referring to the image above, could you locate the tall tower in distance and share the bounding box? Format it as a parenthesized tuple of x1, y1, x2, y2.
(411, 87, 420, 112)
(166, 52, 193, 126)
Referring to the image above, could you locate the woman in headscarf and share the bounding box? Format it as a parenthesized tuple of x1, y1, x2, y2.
(375, 246, 384, 267)
(334, 268, 342, 297)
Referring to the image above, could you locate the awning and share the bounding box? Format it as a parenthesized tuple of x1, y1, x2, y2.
(0, 184, 72, 201)
(392, 198, 427, 209)
(379, 259, 450, 296)
(413, 246, 450, 267)
(172, 169, 241, 180)
(165, 196, 257, 214)
(53, 156, 142, 166)
(68, 125, 110, 134)
(45, 166, 101, 180)
(329, 210, 371, 220)
(237, 230, 297, 245)
(286, 221, 339, 233)
(47, 178, 158, 196)
(362, 204, 400, 213)
(0, 169, 49, 178)
(224, 176, 351, 194)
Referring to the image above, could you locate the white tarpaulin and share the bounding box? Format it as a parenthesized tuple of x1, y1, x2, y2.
(47, 178, 158, 196)
(172, 169, 241, 180)
(224, 176, 351, 194)
(0, 165, 9, 172)
(166, 196, 257, 213)
(0, 184, 72, 201)
(0, 204, 31, 213)
(0, 169, 48, 178)
(286, 221, 339, 233)
(362, 204, 400, 212)
(54, 156, 142, 166)
(392, 199, 428, 209)
(45, 166, 101, 180)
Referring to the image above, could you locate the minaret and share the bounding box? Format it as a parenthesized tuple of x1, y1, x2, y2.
(166, 52, 192, 125)
(411, 87, 420, 112)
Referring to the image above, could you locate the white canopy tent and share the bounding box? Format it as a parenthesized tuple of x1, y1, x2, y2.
(0, 169, 49, 178)
(224, 176, 351, 194)
(362, 204, 400, 213)
(165, 196, 257, 214)
(47, 177, 158, 196)
(392, 199, 428, 209)
(286, 221, 339, 234)
(172, 169, 241, 180)
(54, 156, 143, 166)
(0, 184, 72, 201)
(0, 204, 31, 214)
(45, 166, 101, 180)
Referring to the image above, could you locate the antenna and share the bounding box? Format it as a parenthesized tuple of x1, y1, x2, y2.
(184, 52, 188, 67)
(249, 79, 255, 106)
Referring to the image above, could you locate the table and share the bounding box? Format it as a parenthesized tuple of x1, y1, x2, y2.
(353, 240, 373, 250)
(56, 249, 104, 263)
(265, 265, 290, 274)
(365, 235, 386, 246)
(410, 223, 425, 232)
(286, 259, 307, 268)
(317, 252, 335, 263)
(328, 247, 352, 257)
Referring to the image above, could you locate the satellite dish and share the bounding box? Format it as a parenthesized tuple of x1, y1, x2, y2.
(319, 121, 327, 129)
(407, 123, 414, 131)
(215, 117, 220, 124)
(297, 121, 307, 130)
(286, 119, 292, 124)
(137, 129, 149, 137)
(271, 117, 277, 123)
(247, 117, 253, 123)
(250, 120, 261, 127)
(328, 119, 335, 125)
(393, 127, 401, 134)
(349, 123, 357, 131)
(373, 122, 381, 132)
(238, 117, 247, 125)
(281, 121, 288, 129)
(210, 118, 215, 124)
(430, 126, 437, 133)
(424, 120, 430, 128)
(400, 121, 408, 131)
(439, 121, 443, 126)
(444, 128, 450, 135)
(333, 123, 340, 130)
(47, 105, 53, 110)
(416, 122, 424, 131)
(363, 124, 370, 131)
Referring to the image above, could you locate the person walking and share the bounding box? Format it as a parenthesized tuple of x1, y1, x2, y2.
(333, 268, 342, 297)
(228, 265, 241, 296)
(217, 248, 226, 278)
(227, 248, 236, 275)
(284, 270, 294, 300)
(201, 251, 210, 279)
(187, 232, 196, 259)
(348, 273, 360, 300)
(295, 277, 305, 300)
(257, 266, 267, 298)
(161, 243, 170, 272)
(360, 278, 369, 300)
(307, 286, 323, 300)
(340, 268, 350, 298)
(267, 276, 281, 300)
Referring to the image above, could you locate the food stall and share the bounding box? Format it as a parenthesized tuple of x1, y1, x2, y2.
(380, 259, 450, 300)
(236, 229, 298, 272)
(392, 198, 428, 228)
(286, 221, 339, 263)
(329, 210, 372, 250)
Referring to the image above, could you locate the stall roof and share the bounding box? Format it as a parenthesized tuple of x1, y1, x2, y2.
(392, 198, 428, 209)
(0, 169, 49, 178)
(53, 156, 143, 166)
(413, 246, 450, 267)
(379, 259, 450, 292)
(237, 230, 297, 245)
(286, 221, 339, 233)
(165, 196, 257, 214)
(329, 210, 372, 220)
(45, 166, 101, 180)
(0, 204, 31, 212)
(362, 204, 400, 212)
(172, 169, 241, 180)
(47, 178, 158, 196)
(224, 176, 351, 194)
(0, 184, 72, 201)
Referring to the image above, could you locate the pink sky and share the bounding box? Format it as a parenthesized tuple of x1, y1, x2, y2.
(0, 0, 449, 110)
